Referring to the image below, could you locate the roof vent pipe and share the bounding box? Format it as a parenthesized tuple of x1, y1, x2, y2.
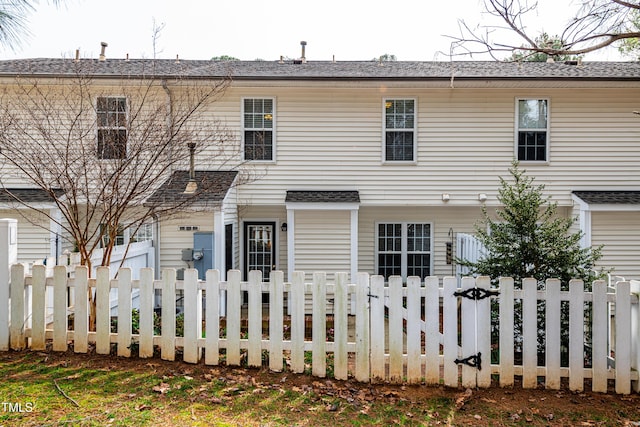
(74, 49, 80, 62)
(99, 42, 108, 61)
(300, 41, 307, 63)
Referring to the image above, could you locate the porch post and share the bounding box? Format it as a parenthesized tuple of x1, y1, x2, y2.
(287, 208, 295, 281)
(213, 209, 225, 280)
(350, 208, 358, 281)
(0, 219, 17, 351)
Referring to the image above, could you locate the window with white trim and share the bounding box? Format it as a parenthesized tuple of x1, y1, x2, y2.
(516, 99, 548, 162)
(377, 222, 431, 279)
(97, 96, 127, 159)
(384, 99, 415, 162)
(243, 98, 274, 161)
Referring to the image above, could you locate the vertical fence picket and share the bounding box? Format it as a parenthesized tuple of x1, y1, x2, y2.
(499, 277, 515, 387)
(52, 266, 68, 352)
(248, 270, 262, 368)
(95, 267, 111, 355)
(73, 266, 89, 353)
(545, 279, 561, 390)
(138, 268, 155, 358)
(269, 270, 284, 372)
(522, 278, 538, 389)
(443, 276, 459, 387)
(333, 272, 349, 380)
(226, 270, 241, 366)
(631, 280, 640, 393)
(615, 281, 631, 394)
(9, 264, 25, 350)
(31, 265, 46, 351)
(183, 269, 202, 364)
(388, 276, 404, 383)
(312, 272, 327, 378)
(369, 275, 385, 382)
(290, 271, 306, 374)
(460, 277, 477, 388)
(406, 276, 422, 384)
(570, 279, 586, 392)
(354, 272, 370, 383)
(424, 276, 440, 385)
(205, 269, 220, 366)
(161, 269, 176, 361)
(117, 268, 132, 357)
(476, 276, 492, 388)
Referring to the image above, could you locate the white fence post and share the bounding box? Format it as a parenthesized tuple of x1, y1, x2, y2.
(0, 219, 17, 351)
(354, 272, 370, 383)
(406, 276, 422, 384)
(333, 272, 349, 381)
(160, 269, 176, 361)
(570, 279, 586, 392)
(116, 268, 132, 357)
(442, 276, 459, 387)
(631, 280, 640, 393)
(545, 279, 561, 390)
(52, 266, 68, 352)
(475, 276, 492, 388)
(95, 267, 111, 355)
(205, 269, 220, 366)
(247, 270, 262, 368)
(312, 272, 327, 378)
(369, 275, 385, 382)
(615, 281, 631, 394)
(138, 268, 155, 358)
(9, 264, 25, 350)
(30, 265, 46, 351)
(225, 270, 241, 366)
(424, 276, 440, 386)
(269, 270, 284, 372)
(183, 268, 202, 364)
(73, 266, 89, 353)
(388, 276, 404, 383)
(522, 278, 538, 389)
(499, 277, 515, 387)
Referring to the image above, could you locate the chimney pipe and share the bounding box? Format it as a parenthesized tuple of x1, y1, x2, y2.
(99, 42, 108, 61)
(300, 41, 307, 63)
(184, 142, 198, 194)
(74, 49, 80, 62)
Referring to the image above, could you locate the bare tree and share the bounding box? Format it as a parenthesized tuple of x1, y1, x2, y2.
(0, 61, 251, 324)
(451, 0, 640, 60)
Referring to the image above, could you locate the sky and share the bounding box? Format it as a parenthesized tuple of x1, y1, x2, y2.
(0, 0, 624, 62)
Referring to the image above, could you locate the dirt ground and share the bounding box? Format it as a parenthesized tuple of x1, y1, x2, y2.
(3, 350, 640, 426)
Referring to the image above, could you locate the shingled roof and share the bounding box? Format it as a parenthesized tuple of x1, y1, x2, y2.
(285, 190, 360, 204)
(146, 170, 238, 206)
(573, 191, 640, 204)
(0, 58, 638, 81)
(0, 188, 64, 203)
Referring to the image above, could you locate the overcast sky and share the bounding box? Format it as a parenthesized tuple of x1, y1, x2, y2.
(1, 0, 624, 61)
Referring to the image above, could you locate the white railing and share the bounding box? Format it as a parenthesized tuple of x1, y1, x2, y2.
(2, 265, 640, 394)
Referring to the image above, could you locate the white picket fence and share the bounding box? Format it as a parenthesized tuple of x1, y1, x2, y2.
(2, 264, 640, 394)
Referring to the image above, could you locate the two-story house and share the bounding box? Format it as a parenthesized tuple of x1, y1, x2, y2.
(0, 58, 638, 282)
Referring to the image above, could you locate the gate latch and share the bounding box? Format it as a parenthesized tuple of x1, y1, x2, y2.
(454, 352, 482, 370)
(454, 288, 499, 301)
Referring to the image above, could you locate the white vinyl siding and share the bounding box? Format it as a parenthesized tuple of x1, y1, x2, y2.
(591, 211, 640, 280)
(159, 213, 214, 271)
(227, 86, 640, 207)
(293, 210, 351, 281)
(0, 210, 51, 264)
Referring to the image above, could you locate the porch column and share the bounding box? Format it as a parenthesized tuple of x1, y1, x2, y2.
(350, 208, 358, 281)
(213, 209, 225, 280)
(286, 208, 295, 281)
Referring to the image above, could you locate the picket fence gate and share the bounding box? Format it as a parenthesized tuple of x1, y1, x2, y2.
(2, 264, 640, 394)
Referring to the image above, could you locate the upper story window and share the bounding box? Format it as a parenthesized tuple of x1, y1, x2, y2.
(516, 99, 548, 162)
(96, 96, 127, 159)
(384, 99, 416, 162)
(243, 98, 274, 161)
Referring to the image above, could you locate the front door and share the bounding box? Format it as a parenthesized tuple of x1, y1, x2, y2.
(244, 222, 276, 281)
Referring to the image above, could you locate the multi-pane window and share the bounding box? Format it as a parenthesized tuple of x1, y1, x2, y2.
(377, 222, 431, 279)
(384, 99, 415, 162)
(517, 99, 548, 162)
(243, 98, 274, 161)
(97, 96, 127, 159)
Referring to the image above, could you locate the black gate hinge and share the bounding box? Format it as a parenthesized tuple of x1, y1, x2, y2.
(454, 352, 482, 370)
(367, 293, 379, 299)
(454, 288, 499, 301)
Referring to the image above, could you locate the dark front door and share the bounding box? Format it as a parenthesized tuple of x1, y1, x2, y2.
(244, 222, 276, 281)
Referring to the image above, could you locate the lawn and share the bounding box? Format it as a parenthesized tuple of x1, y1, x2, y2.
(1, 350, 639, 426)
